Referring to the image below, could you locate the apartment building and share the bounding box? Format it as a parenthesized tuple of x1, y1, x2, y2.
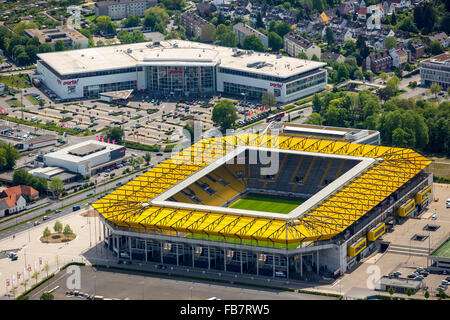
(181, 11, 216, 42)
(95, 0, 157, 20)
(232, 22, 268, 49)
(283, 32, 321, 59)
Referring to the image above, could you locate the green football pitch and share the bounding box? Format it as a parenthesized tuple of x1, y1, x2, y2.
(229, 193, 305, 214)
(432, 238, 450, 258)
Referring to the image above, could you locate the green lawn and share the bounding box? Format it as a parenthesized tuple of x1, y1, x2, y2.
(229, 193, 305, 214)
(25, 95, 39, 105)
(6, 98, 25, 107)
(0, 74, 30, 88)
(432, 238, 450, 258)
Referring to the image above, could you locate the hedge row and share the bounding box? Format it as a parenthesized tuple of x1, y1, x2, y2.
(16, 273, 55, 300)
(123, 140, 160, 152)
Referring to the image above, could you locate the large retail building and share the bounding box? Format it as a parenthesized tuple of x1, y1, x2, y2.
(35, 40, 327, 103)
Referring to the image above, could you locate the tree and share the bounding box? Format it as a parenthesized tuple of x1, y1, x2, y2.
(325, 27, 335, 44)
(268, 32, 282, 51)
(53, 221, 63, 234)
(143, 153, 151, 165)
(337, 64, 350, 83)
(212, 99, 238, 131)
(122, 15, 140, 28)
(261, 91, 277, 111)
(297, 52, 308, 60)
(305, 112, 324, 125)
(243, 35, 265, 52)
(21, 280, 28, 292)
(388, 286, 395, 298)
(32, 271, 40, 284)
(384, 36, 397, 50)
(43, 227, 51, 240)
(217, 28, 237, 47)
(43, 263, 50, 278)
(255, 12, 265, 29)
(424, 290, 430, 299)
(0, 142, 20, 170)
(63, 224, 73, 235)
(144, 7, 169, 32)
(106, 127, 124, 144)
(405, 288, 412, 297)
(95, 16, 116, 34)
(40, 292, 54, 300)
(430, 40, 444, 55)
(49, 178, 64, 198)
(430, 82, 442, 98)
(398, 17, 418, 33)
(54, 40, 65, 52)
(380, 73, 389, 83)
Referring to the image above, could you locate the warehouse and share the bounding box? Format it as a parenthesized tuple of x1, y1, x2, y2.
(44, 140, 126, 176)
(35, 40, 327, 103)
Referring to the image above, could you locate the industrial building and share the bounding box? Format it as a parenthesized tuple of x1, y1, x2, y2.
(14, 135, 57, 152)
(93, 133, 432, 280)
(34, 40, 327, 103)
(44, 140, 126, 176)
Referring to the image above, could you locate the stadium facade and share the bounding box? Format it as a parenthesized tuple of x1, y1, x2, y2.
(34, 40, 327, 103)
(93, 134, 433, 280)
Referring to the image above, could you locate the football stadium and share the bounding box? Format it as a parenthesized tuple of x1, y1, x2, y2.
(93, 133, 433, 280)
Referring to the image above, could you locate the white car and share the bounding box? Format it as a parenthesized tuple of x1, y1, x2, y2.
(446, 199, 450, 208)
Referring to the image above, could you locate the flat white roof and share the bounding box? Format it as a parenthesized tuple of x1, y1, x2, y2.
(283, 126, 347, 136)
(37, 40, 326, 79)
(44, 140, 123, 163)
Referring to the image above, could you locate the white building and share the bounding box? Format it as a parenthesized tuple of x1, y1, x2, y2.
(283, 32, 321, 60)
(44, 140, 126, 176)
(35, 40, 327, 103)
(95, 0, 157, 20)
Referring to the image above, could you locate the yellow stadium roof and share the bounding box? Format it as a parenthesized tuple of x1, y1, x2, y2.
(92, 134, 430, 247)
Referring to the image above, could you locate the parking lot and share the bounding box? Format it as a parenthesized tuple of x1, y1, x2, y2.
(26, 265, 334, 300)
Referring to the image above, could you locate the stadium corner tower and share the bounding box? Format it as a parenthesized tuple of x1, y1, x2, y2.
(93, 133, 432, 279)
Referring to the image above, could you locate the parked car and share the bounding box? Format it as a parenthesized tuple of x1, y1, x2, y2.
(43, 216, 49, 220)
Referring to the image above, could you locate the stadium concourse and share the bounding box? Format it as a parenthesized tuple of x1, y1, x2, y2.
(92, 133, 433, 280)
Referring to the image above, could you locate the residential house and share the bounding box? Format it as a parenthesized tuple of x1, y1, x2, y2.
(429, 32, 450, 49)
(321, 52, 345, 63)
(409, 41, 425, 59)
(389, 48, 409, 68)
(284, 32, 321, 59)
(233, 22, 268, 49)
(338, 2, 355, 16)
(364, 50, 393, 72)
(0, 185, 39, 217)
(389, 0, 411, 9)
(394, 30, 411, 44)
(196, 1, 217, 17)
(181, 11, 216, 42)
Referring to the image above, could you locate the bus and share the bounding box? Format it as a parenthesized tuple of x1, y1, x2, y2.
(367, 223, 386, 241)
(266, 112, 284, 122)
(348, 237, 367, 257)
(415, 185, 432, 204)
(397, 199, 415, 217)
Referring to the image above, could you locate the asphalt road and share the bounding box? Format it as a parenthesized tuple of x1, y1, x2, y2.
(0, 170, 144, 240)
